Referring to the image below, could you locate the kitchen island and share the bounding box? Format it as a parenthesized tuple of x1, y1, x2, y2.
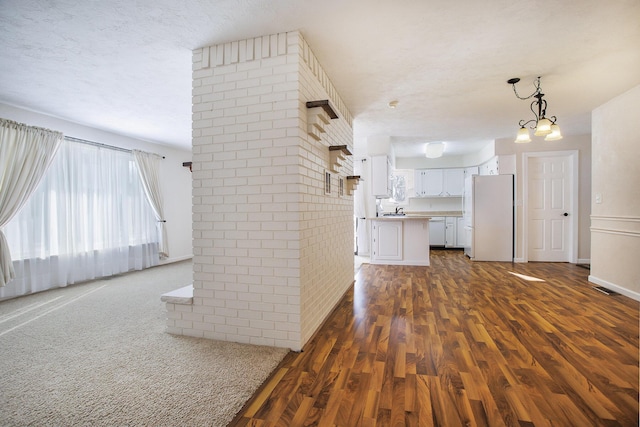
(370, 216, 430, 266)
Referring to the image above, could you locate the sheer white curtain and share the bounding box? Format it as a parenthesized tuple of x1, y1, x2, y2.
(0, 119, 63, 287)
(132, 150, 168, 259)
(2, 139, 159, 299)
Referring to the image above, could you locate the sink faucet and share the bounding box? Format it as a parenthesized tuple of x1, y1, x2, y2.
(395, 207, 404, 214)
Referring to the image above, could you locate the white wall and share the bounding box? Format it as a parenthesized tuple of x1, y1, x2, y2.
(297, 35, 355, 347)
(0, 103, 193, 264)
(590, 85, 640, 300)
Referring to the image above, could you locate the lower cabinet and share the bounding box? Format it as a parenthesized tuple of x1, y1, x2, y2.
(371, 219, 430, 266)
(372, 220, 402, 261)
(434, 216, 465, 248)
(456, 217, 467, 247)
(445, 217, 456, 248)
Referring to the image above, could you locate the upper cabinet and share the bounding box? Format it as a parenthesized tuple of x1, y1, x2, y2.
(415, 169, 441, 197)
(442, 169, 465, 196)
(479, 157, 499, 175)
(414, 168, 464, 197)
(477, 155, 516, 176)
(371, 155, 392, 198)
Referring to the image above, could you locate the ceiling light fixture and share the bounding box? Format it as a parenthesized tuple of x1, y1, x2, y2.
(425, 142, 445, 158)
(388, 100, 399, 108)
(507, 76, 562, 143)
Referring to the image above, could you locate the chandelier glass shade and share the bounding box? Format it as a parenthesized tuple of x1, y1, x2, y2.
(533, 118, 552, 136)
(515, 126, 531, 143)
(507, 76, 562, 143)
(545, 124, 563, 141)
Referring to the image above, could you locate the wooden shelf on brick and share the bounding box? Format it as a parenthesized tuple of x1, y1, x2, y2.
(346, 175, 362, 195)
(306, 100, 338, 119)
(329, 145, 352, 173)
(306, 100, 338, 142)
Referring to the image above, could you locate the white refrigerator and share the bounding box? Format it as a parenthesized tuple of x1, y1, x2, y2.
(463, 174, 514, 261)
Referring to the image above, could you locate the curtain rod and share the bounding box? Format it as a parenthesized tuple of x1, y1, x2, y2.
(64, 136, 165, 159)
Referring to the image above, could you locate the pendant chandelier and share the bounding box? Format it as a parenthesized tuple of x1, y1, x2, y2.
(507, 76, 562, 143)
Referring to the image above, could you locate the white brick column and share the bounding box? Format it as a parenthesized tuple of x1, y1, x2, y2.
(184, 31, 354, 351)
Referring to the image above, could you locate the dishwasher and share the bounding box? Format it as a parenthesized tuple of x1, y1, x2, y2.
(429, 216, 445, 247)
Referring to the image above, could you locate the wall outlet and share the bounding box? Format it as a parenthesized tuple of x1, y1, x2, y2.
(595, 193, 602, 204)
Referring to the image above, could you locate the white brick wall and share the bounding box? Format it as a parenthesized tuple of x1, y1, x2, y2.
(294, 35, 355, 345)
(174, 31, 353, 351)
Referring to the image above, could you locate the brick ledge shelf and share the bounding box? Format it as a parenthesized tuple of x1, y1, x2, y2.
(329, 145, 352, 173)
(160, 284, 193, 305)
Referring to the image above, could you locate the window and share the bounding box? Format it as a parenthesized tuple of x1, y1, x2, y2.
(325, 170, 331, 194)
(3, 139, 159, 296)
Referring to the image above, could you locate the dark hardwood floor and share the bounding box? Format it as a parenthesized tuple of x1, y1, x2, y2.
(230, 250, 639, 426)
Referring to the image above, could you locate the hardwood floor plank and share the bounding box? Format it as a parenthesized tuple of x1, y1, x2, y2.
(363, 389, 379, 421)
(390, 376, 406, 426)
(288, 396, 315, 426)
(415, 373, 434, 426)
(345, 372, 371, 426)
(229, 250, 639, 426)
(465, 370, 507, 427)
(243, 367, 289, 418)
(404, 372, 416, 413)
(427, 375, 465, 427)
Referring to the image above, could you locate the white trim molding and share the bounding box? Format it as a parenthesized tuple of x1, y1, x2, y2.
(589, 215, 640, 300)
(160, 255, 194, 265)
(589, 275, 640, 302)
(590, 215, 640, 237)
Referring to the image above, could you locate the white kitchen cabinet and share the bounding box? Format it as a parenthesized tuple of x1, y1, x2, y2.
(443, 169, 464, 196)
(414, 170, 426, 196)
(465, 166, 479, 177)
(372, 220, 402, 261)
(371, 155, 392, 198)
(456, 217, 466, 247)
(429, 216, 445, 246)
(371, 218, 430, 266)
(442, 216, 465, 248)
(423, 169, 444, 196)
(414, 168, 464, 197)
(445, 217, 456, 248)
(479, 157, 499, 175)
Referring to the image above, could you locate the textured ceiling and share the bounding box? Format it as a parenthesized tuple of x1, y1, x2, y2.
(1, 0, 639, 158)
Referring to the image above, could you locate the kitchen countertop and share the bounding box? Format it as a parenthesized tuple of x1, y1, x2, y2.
(371, 210, 463, 219)
(407, 210, 463, 217)
(370, 215, 432, 220)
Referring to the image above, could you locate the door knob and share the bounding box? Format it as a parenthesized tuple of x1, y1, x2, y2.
(563, 212, 569, 216)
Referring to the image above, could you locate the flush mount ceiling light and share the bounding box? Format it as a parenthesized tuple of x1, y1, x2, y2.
(425, 142, 445, 158)
(388, 100, 399, 108)
(507, 76, 562, 143)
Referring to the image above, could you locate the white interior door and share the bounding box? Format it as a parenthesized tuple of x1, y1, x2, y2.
(527, 154, 573, 262)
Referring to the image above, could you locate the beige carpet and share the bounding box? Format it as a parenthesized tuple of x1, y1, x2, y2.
(0, 260, 289, 426)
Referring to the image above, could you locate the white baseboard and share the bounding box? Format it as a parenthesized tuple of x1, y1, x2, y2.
(159, 255, 193, 265)
(513, 258, 590, 264)
(589, 275, 640, 302)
